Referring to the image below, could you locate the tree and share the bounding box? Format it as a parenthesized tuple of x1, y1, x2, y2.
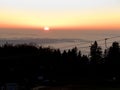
(106, 42, 120, 64)
(90, 41, 102, 64)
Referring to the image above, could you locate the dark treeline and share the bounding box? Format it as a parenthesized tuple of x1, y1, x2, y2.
(0, 41, 120, 89)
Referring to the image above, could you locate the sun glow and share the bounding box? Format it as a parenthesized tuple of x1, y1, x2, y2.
(44, 26, 50, 31)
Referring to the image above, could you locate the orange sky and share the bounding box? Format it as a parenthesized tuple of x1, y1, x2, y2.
(0, 10, 120, 30)
(0, 0, 120, 30)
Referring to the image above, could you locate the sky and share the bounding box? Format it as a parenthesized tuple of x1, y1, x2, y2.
(0, 0, 120, 30)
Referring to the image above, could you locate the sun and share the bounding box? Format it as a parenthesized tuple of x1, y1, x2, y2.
(44, 26, 50, 31)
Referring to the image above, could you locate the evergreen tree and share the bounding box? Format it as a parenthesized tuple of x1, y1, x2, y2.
(106, 42, 120, 64)
(90, 41, 102, 64)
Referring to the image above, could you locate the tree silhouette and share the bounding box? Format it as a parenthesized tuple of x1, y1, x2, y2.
(106, 42, 120, 64)
(90, 41, 102, 64)
(0, 41, 120, 89)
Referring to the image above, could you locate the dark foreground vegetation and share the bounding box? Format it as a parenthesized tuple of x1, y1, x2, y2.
(0, 41, 120, 89)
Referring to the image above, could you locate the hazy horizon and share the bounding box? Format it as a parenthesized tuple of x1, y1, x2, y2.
(0, 29, 119, 54)
(0, 29, 119, 39)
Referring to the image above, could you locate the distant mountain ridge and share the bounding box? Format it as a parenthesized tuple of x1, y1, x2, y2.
(0, 38, 91, 45)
